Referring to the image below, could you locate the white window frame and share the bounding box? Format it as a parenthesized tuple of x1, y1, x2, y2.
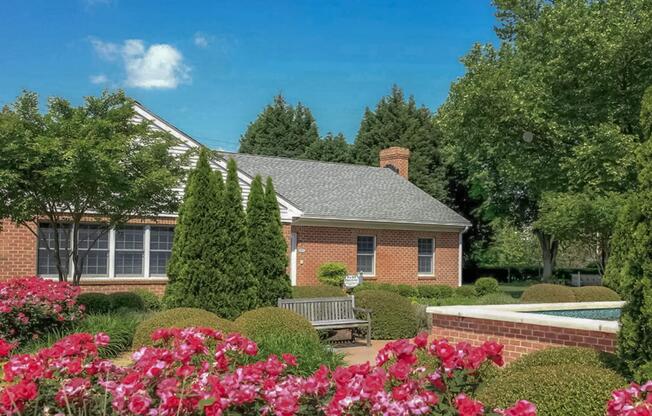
(113, 225, 146, 278)
(356, 235, 376, 277)
(148, 225, 175, 278)
(417, 238, 435, 277)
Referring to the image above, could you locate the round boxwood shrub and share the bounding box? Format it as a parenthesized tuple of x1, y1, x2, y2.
(292, 285, 345, 298)
(416, 285, 454, 299)
(133, 308, 236, 348)
(476, 364, 626, 416)
(108, 292, 146, 311)
(474, 277, 500, 296)
(498, 347, 620, 378)
(572, 286, 621, 302)
(317, 262, 348, 286)
(354, 290, 418, 340)
(235, 307, 318, 342)
(455, 285, 477, 298)
(520, 283, 576, 303)
(133, 288, 162, 311)
(77, 292, 113, 314)
(476, 292, 519, 305)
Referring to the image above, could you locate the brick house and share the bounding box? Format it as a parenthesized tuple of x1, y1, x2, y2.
(0, 103, 470, 295)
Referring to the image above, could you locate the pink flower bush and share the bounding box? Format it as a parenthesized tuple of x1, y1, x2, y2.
(0, 328, 536, 415)
(0, 277, 83, 344)
(607, 381, 652, 415)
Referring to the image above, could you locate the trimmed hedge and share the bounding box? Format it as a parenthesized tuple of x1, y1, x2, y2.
(109, 292, 146, 311)
(477, 364, 626, 416)
(455, 285, 477, 298)
(354, 290, 418, 339)
(474, 277, 500, 296)
(520, 283, 576, 303)
(133, 308, 236, 348)
(395, 284, 417, 298)
(292, 285, 345, 299)
(498, 347, 620, 378)
(476, 293, 519, 305)
(416, 285, 454, 299)
(572, 286, 621, 302)
(133, 289, 162, 311)
(77, 292, 113, 314)
(235, 307, 318, 342)
(316, 262, 348, 287)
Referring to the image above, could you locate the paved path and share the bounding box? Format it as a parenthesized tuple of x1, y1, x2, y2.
(334, 340, 391, 365)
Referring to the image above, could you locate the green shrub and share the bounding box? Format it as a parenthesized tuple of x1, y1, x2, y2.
(77, 292, 113, 314)
(455, 285, 477, 298)
(354, 282, 398, 293)
(133, 308, 236, 348)
(476, 293, 519, 305)
(474, 277, 500, 296)
(395, 284, 417, 297)
(418, 296, 479, 306)
(354, 290, 418, 339)
(416, 285, 454, 299)
(477, 364, 626, 416)
(497, 347, 620, 378)
(133, 289, 162, 311)
(235, 307, 318, 342)
(317, 262, 348, 286)
(109, 292, 146, 311)
(292, 285, 345, 298)
(251, 332, 344, 376)
(572, 286, 621, 302)
(520, 284, 576, 303)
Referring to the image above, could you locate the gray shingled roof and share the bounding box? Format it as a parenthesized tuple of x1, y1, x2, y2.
(220, 152, 470, 227)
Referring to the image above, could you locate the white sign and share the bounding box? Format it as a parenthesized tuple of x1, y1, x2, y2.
(343, 274, 362, 288)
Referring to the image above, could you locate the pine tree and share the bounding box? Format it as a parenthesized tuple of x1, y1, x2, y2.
(239, 94, 319, 158)
(352, 85, 449, 202)
(604, 85, 652, 381)
(304, 132, 353, 163)
(219, 158, 259, 317)
(262, 176, 292, 303)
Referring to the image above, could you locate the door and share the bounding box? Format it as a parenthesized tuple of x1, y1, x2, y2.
(290, 232, 298, 286)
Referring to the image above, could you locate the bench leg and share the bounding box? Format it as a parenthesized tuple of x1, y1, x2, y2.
(366, 322, 371, 347)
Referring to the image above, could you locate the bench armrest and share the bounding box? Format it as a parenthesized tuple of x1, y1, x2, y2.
(353, 307, 372, 321)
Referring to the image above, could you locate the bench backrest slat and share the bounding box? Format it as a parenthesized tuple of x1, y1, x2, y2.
(278, 296, 356, 322)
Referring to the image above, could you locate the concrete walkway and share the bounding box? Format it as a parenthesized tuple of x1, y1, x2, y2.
(334, 340, 391, 365)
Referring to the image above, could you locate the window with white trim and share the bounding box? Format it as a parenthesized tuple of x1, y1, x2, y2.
(37, 223, 71, 276)
(78, 225, 109, 276)
(357, 236, 376, 275)
(114, 226, 145, 277)
(418, 238, 434, 275)
(149, 226, 174, 276)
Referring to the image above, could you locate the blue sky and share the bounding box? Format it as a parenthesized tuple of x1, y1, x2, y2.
(0, 0, 498, 151)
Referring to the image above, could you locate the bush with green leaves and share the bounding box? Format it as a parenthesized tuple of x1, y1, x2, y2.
(476, 292, 519, 305)
(455, 285, 477, 298)
(474, 277, 500, 296)
(353, 282, 398, 293)
(235, 307, 318, 342)
(572, 286, 621, 302)
(316, 262, 349, 287)
(292, 285, 345, 298)
(416, 284, 454, 299)
(108, 292, 146, 311)
(354, 290, 418, 339)
(520, 283, 576, 303)
(77, 292, 113, 314)
(477, 364, 626, 416)
(133, 308, 237, 348)
(133, 289, 162, 311)
(395, 284, 417, 298)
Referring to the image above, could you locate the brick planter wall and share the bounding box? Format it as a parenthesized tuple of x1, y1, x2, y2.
(431, 314, 617, 362)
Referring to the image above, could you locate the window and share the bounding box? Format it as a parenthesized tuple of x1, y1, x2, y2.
(357, 236, 375, 275)
(149, 226, 174, 276)
(37, 223, 71, 276)
(77, 225, 109, 276)
(418, 238, 434, 275)
(114, 226, 144, 276)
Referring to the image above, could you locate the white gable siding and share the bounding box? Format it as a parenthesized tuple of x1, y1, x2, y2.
(133, 104, 296, 221)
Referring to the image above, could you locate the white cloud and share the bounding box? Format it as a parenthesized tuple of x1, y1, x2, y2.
(90, 38, 190, 89)
(89, 74, 108, 84)
(193, 32, 210, 48)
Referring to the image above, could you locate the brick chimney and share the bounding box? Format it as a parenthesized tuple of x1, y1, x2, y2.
(379, 147, 410, 179)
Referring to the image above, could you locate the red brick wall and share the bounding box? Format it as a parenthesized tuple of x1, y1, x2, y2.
(290, 226, 460, 287)
(79, 280, 167, 296)
(0, 220, 37, 279)
(431, 314, 617, 362)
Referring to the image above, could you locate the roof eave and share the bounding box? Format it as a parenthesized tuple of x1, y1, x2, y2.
(293, 215, 471, 232)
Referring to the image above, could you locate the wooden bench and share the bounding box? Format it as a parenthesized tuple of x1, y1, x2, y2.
(278, 296, 372, 346)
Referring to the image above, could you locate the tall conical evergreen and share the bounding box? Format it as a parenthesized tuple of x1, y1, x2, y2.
(247, 175, 291, 305)
(219, 158, 259, 317)
(304, 132, 353, 163)
(163, 148, 224, 309)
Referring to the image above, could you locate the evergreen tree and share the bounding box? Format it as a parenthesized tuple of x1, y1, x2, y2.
(247, 175, 291, 305)
(352, 85, 448, 202)
(304, 132, 353, 163)
(163, 148, 224, 310)
(239, 95, 319, 158)
(219, 158, 259, 317)
(605, 86, 652, 381)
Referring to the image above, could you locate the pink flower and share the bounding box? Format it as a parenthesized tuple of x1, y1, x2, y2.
(455, 393, 484, 416)
(128, 393, 152, 415)
(497, 400, 537, 416)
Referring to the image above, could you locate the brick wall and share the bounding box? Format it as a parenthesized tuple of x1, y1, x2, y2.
(290, 226, 460, 287)
(79, 280, 167, 296)
(0, 220, 37, 279)
(431, 314, 617, 362)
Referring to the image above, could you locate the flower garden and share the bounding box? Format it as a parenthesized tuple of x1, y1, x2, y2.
(0, 277, 649, 415)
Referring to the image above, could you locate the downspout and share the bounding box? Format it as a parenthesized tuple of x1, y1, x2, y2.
(458, 226, 469, 287)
